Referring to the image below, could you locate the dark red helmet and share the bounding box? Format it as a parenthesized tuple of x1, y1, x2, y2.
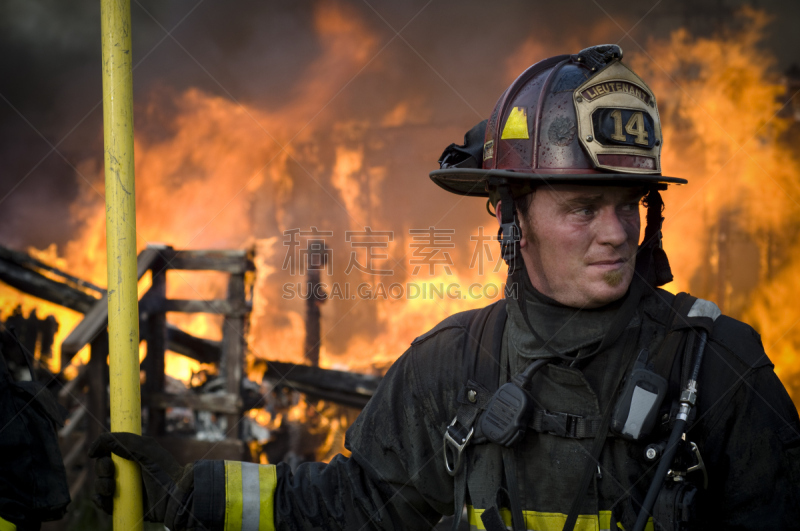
(430, 45, 687, 197)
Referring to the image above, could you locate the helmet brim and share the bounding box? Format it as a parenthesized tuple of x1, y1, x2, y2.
(429, 168, 687, 197)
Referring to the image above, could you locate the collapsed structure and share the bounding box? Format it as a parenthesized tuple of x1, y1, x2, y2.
(0, 243, 378, 517)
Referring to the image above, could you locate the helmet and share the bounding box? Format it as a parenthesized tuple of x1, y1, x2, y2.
(429, 46, 680, 366)
(430, 45, 680, 293)
(430, 45, 687, 198)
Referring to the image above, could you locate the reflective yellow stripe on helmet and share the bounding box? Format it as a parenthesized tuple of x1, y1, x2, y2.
(467, 506, 654, 531)
(224, 461, 278, 531)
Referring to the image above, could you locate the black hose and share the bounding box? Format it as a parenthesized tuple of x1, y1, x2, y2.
(515, 358, 550, 386)
(633, 417, 686, 531)
(688, 331, 707, 383)
(632, 329, 708, 531)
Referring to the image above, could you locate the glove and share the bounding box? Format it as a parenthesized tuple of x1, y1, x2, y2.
(88, 432, 195, 530)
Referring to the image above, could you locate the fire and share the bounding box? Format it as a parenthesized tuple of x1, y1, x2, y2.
(326, 267, 507, 373)
(635, 9, 796, 293)
(631, 9, 800, 402)
(3, 8, 799, 418)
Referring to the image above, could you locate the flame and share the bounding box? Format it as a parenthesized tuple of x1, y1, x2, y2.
(330, 146, 368, 225)
(632, 9, 800, 402)
(745, 243, 800, 394)
(322, 267, 507, 372)
(634, 9, 798, 293)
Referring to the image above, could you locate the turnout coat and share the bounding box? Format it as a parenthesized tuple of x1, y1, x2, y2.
(194, 287, 800, 530)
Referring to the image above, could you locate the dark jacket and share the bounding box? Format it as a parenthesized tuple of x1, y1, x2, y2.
(265, 288, 800, 530)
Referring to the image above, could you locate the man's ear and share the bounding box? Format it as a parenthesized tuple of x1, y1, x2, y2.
(495, 200, 503, 227)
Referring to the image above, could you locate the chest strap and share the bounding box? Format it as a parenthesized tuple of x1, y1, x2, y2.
(446, 301, 508, 531)
(444, 301, 508, 476)
(530, 409, 604, 439)
(444, 380, 495, 474)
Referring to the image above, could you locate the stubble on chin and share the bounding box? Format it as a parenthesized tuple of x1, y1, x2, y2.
(603, 269, 625, 287)
(603, 257, 635, 288)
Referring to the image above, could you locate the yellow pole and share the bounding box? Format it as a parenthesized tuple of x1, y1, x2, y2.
(100, 0, 143, 529)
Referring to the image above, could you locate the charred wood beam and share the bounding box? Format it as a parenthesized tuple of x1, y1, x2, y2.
(62, 303, 221, 367)
(167, 249, 255, 274)
(143, 392, 241, 415)
(0, 245, 105, 295)
(263, 361, 380, 409)
(87, 331, 108, 448)
(284, 383, 373, 409)
(264, 361, 380, 395)
(222, 273, 246, 435)
(304, 240, 328, 367)
(59, 404, 87, 438)
(59, 295, 108, 364)
(164, 326, 221, 365)
(0, 257, 98, 314)
(145, 257, 167, 436)
(58, 363, 89, 402)
(163, 299, 240, 315)
(61, 246, 163, 364)
(305, 273, 325, 367)
(140, 288, 222, 364)
(60, 310, 221, 368)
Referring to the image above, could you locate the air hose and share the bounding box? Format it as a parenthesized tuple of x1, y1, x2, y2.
(632, 330, 708, 531)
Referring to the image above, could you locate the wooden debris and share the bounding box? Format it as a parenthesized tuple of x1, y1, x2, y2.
(264, 361, 380, 409)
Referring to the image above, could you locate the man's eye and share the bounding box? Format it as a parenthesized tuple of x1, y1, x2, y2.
(575, 208, 594, 216)
(620, 202, 640, 212)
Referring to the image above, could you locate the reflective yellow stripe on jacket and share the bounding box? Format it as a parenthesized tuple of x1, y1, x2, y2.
(0, 516, 15, 531)
(224, 461, 278, 531)
(467, 506, 654, 531)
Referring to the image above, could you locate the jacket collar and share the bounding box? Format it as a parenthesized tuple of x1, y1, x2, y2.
(506, 273, 639, 359)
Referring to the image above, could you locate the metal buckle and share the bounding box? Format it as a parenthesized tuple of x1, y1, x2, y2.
(686, 441, 708, 489)
(443, 416, 474, 477)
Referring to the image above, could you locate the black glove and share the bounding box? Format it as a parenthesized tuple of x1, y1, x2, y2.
(88, 432, 196, 530)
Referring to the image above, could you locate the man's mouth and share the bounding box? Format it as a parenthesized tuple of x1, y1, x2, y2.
(588, 258, 626, 270)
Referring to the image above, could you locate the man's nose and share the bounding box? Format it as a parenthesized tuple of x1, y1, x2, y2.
(595, 208, 629, 248)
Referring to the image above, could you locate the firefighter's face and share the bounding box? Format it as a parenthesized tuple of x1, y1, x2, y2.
(498, 185, 643, 308)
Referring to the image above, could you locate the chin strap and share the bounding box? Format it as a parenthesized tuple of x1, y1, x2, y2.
(497, 184, 568, 361)
(497, 185, 521, 274)
(643, 189, 673, 287)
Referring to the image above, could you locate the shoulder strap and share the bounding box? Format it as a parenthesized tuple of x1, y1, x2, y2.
(650, 292, 720, 435)
(651, 292, 698, 379)
(448, 300, 508, 531)
(464, 299, 508, 389)
(444, 301, 508, 475)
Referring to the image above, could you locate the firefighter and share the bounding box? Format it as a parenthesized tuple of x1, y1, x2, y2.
(91, 45, 800, 530)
